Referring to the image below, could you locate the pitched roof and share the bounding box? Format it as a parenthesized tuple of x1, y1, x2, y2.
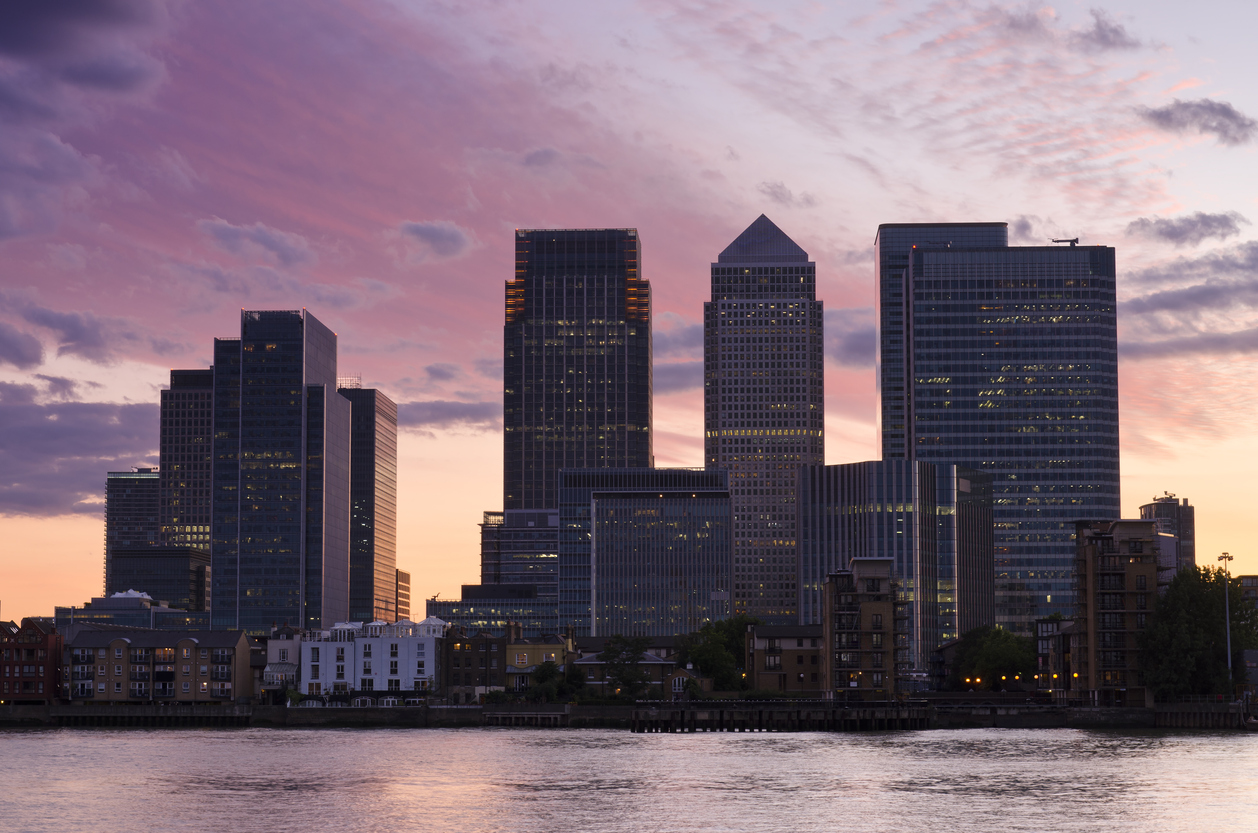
(66, 630, 248, 649)
(717, 215, 809, 264)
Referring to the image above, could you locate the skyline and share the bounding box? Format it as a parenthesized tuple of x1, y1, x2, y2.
(3, 0, 1258, 621)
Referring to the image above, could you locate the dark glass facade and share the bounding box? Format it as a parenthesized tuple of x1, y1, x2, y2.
(425, 584, 559, 637)
(559, 468, 731, 637)
(503, 228, 652, 511)
(875, 223, 1009, 460)
(479, 510, 559, 601)
(104, 469, 159, 594)
(704, 215, 824, 624)
(876, 225, 1120, 633)
(338, 387, 398, 622)
(159, 369, 214, 549)
(210, 310, 351, 633)
(1139, 494, 1196, 572)
(797, 461, 993, 686)
(107, 547, 210, 612)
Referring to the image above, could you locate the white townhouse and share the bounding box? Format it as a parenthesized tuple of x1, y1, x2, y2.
(300, 617, 446, 699)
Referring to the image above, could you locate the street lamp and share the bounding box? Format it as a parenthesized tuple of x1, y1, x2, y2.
(1219, 553, 1234, 682)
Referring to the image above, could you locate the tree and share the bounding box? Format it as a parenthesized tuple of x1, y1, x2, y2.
(1139, 566, 1258, 700)
(600, 635, 652, 699)
(947, 625, 1035, 690)
(673, 615, 762, 691)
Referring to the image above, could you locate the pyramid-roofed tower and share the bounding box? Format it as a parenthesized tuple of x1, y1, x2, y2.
(704, 215, 824, 625)
(718, 214, 810, 263)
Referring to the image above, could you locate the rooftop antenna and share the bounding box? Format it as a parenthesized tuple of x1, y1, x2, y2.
(1051, 238, 1079, 247)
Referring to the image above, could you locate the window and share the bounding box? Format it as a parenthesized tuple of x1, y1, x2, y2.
(278, 649, 289, 663)
(796, 638, 804, 648)
(200, 649, 208, 659)
(765, 656, 781, 670)
(336, 647, 345, 661)
(115, 647, 123, 659)
(363, 644, 372, 657)
(1135, 575, 1147, 591)
(182, 648, 191, 659)
(516, 652, 528, 666)
(182, 682, 190, 693)
(362, 661, 372, 675)
(796, 655, 804, 665)
(310, 647, 320, 663)
(114, 665, 122, 676)
(389, 661, 398, 675)
(310, 665, 320, 680)
(200, 681, 208, 692)
(199, 665, 208, 676)
(871, 614, 883, 630)
(416, 661, 425, 673)
(871, 633, 883, 648)
(361, 678, 374, 691)
(872, 672, 884, 687)
(390, 644, 398, 658)
(866, 579, 880, 593)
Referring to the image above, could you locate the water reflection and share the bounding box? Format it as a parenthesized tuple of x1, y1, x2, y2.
(2, 728, 1255, 833)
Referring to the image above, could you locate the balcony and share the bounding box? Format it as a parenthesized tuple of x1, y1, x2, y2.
(72, 670, 95, 681)
(764, 646, 782, 655)
(210, 670, 232, 682)
(130, 672, 151, 682)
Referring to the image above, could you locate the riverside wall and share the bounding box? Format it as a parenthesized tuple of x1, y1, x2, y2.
(0, 701, 1247, 731)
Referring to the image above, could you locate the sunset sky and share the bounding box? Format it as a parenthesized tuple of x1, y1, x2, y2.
(3, 0, 1257, 622)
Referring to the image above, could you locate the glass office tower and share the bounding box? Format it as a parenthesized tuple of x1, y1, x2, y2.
(104, 468, 160, 594)
(338, 386, 399, 622)
(876, 225, 1120, 633)
(1139, 493, 1196, 572)
(704, 215, 824, 624)
(503, 228, 652, 512)
(159, 369, 214, 549)
(796, 461, 993, 687)
(479, 510, 559, 601)
(559, 468, 731, 637)
(210, 310, 352, 633)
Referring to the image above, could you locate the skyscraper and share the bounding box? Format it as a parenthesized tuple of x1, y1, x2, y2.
(1139, 493, 1195, 573)
(338, 385, 399, 622)
(704, 215, 824, 624)
(503, 228, 652, 511)
(104, 468, 159, 593)
(876, 224, 1120, 633)
(159, 369, 214, 548)
(210, 310, 352, 633)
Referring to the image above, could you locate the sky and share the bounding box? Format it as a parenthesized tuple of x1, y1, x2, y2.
(2, 0, 1257, 622)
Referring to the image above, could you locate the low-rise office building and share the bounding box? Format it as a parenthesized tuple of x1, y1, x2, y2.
(1072, 520, 1159, 707)
(55, 591, 210, 632)
(821, 558, 896, 701)
(744, 624, 825, 694)
(63, 629, 251, 704)
(1, 618, 61, 704)
(300, 617, 445, 698)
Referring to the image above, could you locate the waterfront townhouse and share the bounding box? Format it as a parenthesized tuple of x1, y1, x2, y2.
(301, 617, 445, 699)
(744, 623, 825, 695)
(63, 629, 251, 704)
(1, 618, 61, 704)
(821, 558, 896, 701)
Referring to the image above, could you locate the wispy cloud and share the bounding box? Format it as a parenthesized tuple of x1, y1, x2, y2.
(825, 307, 875, 368)
(0, 322, 45, 369)
(198, 217, 317, 266)
(1137, 98, 1258, 146)
(1126, 212, 1250, 247)
(398, 220, 474, 260)
(397, 399, 500, 433)
(0, 381, 157, 516)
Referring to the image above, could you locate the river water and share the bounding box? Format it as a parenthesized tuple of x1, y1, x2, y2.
(3, 728, 1256, 832)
